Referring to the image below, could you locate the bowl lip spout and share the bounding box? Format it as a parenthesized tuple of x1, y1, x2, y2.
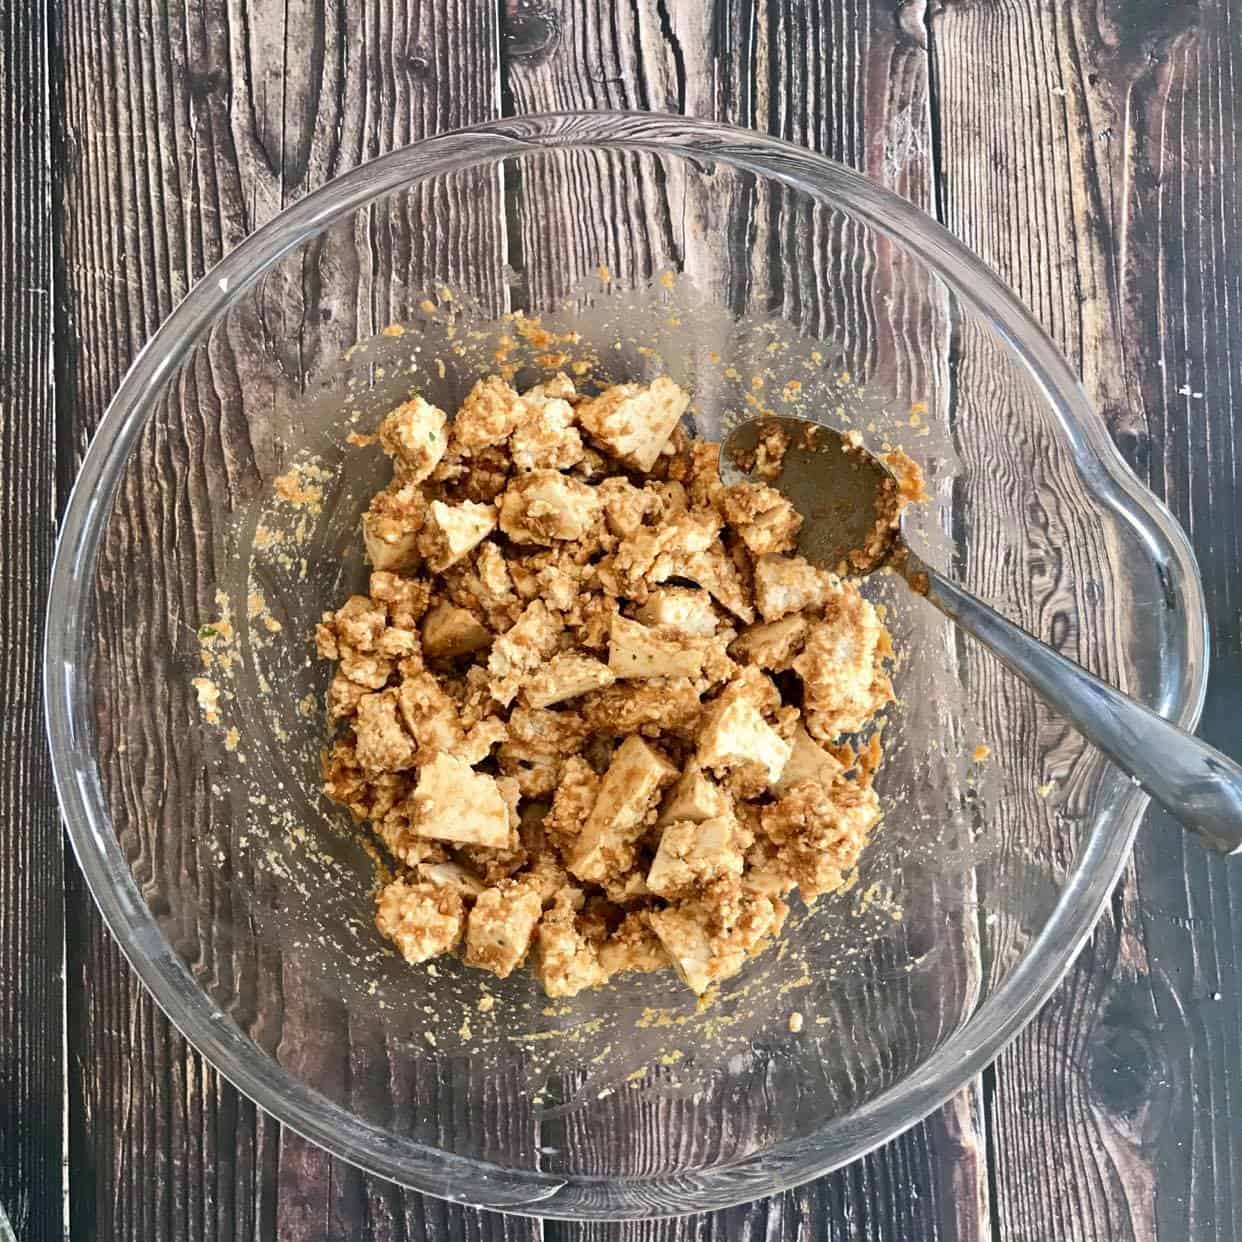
(43, 110, 1209, 1219)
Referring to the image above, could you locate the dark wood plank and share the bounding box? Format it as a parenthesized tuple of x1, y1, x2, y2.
(0, 0, 63, 1236)
(930, 1, 1242, 1239)
(505, 4, 990, 1239)
(58, 0, 537, 1239)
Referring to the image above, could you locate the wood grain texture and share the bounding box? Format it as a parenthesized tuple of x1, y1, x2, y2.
(57, 0, 531, 1239)
(0, 0, 63, 1237)
(929, 0, 1242, 1239)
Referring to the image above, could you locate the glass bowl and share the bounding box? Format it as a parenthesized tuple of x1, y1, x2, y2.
(45, 113, 1207, 1219)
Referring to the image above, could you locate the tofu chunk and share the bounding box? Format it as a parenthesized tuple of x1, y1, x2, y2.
(397, 671, 464, 755)
(636, 587, 718, 636)
(452, 375, 527, 452)
(728, 615, 808, 671)
(794, 584, 894, 740)
(657, 764, 731, 826)
(532, 889, 608, 997)
(412, 752, 512, 848)
(362, 482, 427, 571)
(775, 724, 846, 794)
(464, 879, 543, 977)
(354, 689, 416, 772)
(568, 736, 678, 883)
(697, 697, 792, 788)
(522, 652, 615, 709)
(753, 553, 836, 621)
(653, 544, 755, 624)
(378, 396, 448, 483)
(718, 482, 803, 556)
(647, 815, 751, 898)
(418, 499, 497, 573)
(374, 878, 465, 964)
(421, 602, 492, 659)
(608, 614, 705, 679)
(498, 470, 602, 544)
(647, 882, 787, 995)
(487, 600, 565, 706)
(576, 377, 690, 471)
(511, 388, 584, 472)
(597, 911, 669, 977)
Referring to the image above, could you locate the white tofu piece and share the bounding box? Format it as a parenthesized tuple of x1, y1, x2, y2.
(417, 859, 486, 900)
(657, 764, 730, 826)
(419, 499, 497, 572)
(576, 377, 690, 471)
(696, 697, 792, 788)
(728, 615, 808, 670)
(775, 724, 846, 794)
(647, 815, 748, 897)
(421, 602, 492, 659)
(608, 614, 705, 679)
(498, 470, 601, 544)
(464, 880, 543, 977)
(397, 671, 464, 754)
(378, 396, 448, 482)
(412, 753, 512, 848)
(522, 652, 615, 709)
(753, 553, 836, 621)
(636, 587, 718, 636)
(568, 736, 678, 883)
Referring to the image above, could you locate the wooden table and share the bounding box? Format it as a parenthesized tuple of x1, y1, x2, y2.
(3, 0, 1240, 1238)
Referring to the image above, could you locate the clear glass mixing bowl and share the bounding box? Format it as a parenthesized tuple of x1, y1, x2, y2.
(45, 113, 1208, 1219)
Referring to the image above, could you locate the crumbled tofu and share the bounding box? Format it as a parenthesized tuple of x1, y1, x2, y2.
(568, 736, 678, 883)
(510, 388, 584, 472)
(362, 483, 427, 571)
(648, 882, 787, 995)
(533, 889, 609, 997)
(657, 764, 731, 825)
(697, 697, 791, 788)
(412, 753, 512, 848)
(608, 614, 705, 679)
(419, 499, 497, 572)
(718, 483, 803, 556)
(464, 879, 543, 977)
(522, 652, 615, 709)
(378, 396, 448, 482)
(487, 600, 565, 705)
(635, 587, 719, 636)
(576, 377, 690, 471)
(420, 602, 492, 660)
(375, 879, 464, 964)
(647, 815, 751, 898)
(753, 553, 836, 621)
(598, 911, 669, 976)
(317, 374, 902, 998)
(452, 375, 527, 452)
(794, 583, 894, 741)
(499, 470, 602, 544)
(397, 671, 464, 756)
(354, 689, 416, 772)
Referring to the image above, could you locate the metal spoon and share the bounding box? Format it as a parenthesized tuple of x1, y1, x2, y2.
(722, 415, 1242, 855)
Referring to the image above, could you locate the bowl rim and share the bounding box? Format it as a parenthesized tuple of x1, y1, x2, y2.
(44, 110, 1209, 1219)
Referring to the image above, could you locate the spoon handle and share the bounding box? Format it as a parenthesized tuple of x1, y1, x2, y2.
(913, 558, 1242, 855)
